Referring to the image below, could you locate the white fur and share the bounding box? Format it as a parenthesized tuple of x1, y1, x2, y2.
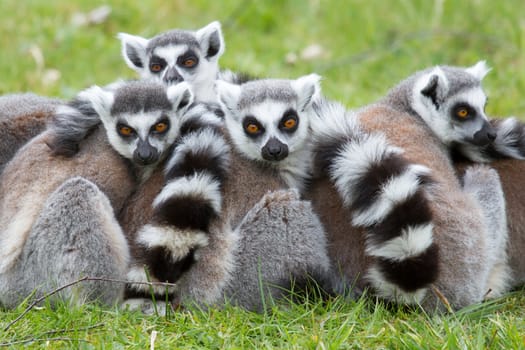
(290, 74, 321, 112)
(216, 80, 242, 114)
(493, 117, 525, 159)
(137, 224, 209, 261)
(117, 32, 149, 72)
(153, 173, 223, 214)
(465, 60, 491, 81)
(352, 165, 428, 227)
(166, 81, 194, 113)
(366, 223, 434, 261)
(330, 133, 403, 207)
(194, 21, 225, 61)
(366, 266, 427, 304)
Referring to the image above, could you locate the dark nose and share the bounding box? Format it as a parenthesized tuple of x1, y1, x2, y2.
(472, 121, 497, 146)
(261, 137, 289, 161)
(134, 140, 159, 165)
(163, 67, 183, 84)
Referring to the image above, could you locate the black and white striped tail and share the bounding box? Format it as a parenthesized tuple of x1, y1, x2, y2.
(455, 117, 525, 162)
(312, 98, 439, 304)
(126, 103, 230, 298)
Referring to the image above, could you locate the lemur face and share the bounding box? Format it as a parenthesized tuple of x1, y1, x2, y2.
(78, 81, 193, 166)
(118, 21, 224, 102)
(216, 75, 321, 166)
(412, 61, 495, 146)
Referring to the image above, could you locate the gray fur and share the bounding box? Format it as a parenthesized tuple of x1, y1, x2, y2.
(0, 93, 63, 174)
(0, 81, 193, 308)
(237, 80, 298, 110)
(0, 177, 129, 308)
(461, 165, 510, 297)
(177, 189, 335, 312)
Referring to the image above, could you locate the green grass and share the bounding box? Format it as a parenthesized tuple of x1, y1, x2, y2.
(1, 0, 525, 348)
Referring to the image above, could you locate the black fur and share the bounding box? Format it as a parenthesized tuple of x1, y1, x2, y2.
(351, 154, 408, 212)
(152, 195, 217, 232)
(420, 75, 440, 110)
(368, 190, 433, 246)
(144, 247, 196, 283)
(166, 150, 227, 184)
(376, 243, 440, 292)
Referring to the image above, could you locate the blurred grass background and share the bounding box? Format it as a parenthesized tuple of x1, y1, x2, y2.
(2, 0, 525, 348)
(1, 0, 524, 116)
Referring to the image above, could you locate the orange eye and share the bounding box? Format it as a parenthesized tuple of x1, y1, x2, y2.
(457, 108, 469, 118)
(118, 125, 134, 136)
(183, 58, 196, 68)
(150, 64, 163, 72)
(245, 124, 260, 134)
(283, 118, 297, 129)
(154, 122, 168, 133)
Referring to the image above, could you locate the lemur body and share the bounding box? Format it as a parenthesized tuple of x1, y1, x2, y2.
(121, 76, 335, 312)
(0, 81, 194, 308)
(341, 62, 510, 310)
(0, 93, 62, 174)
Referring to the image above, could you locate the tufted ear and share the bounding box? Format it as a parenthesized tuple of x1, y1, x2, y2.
(465, 60, 492, 81)
(166, 82, 194, 114)
(195, 21, 225, 61)
(418, 67, 449, 110)
(290, 74, 322, 112)
(77, 86, 115, 124)
(117, 32, 149, 72)
(216, 80, 242, 119)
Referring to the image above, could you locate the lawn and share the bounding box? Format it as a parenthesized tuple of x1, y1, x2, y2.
(1, 0, 525, 348)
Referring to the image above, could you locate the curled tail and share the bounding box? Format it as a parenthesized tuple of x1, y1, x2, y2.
(455, 117, 525, 162)
(126, 103, 230, 299)
(312, 98, 438, 304)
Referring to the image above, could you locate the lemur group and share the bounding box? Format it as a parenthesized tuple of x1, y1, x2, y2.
(1, 21, 524, 314)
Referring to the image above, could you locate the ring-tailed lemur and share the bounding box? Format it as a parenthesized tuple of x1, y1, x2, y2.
(0, 80, 196, 308)
(118, 21, 250, 104)
(119, 76, 338, 312)
(171, 75, 439, 306)
(339, 62, 510, 310)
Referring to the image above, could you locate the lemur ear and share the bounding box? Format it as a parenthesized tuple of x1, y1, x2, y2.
(77, 86, 115, 124)
(216, 80, 242, 117)
(195, 21, 225, 61)
(167, 82, 194, 114)
(291, 74, 322, 112)
(117, 32, 149, 72)
(419, 67, 448, 109)
(465, 60, 491, 81)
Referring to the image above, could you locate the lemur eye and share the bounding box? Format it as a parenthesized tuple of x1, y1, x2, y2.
(182, 58, 197, 68)
(245, 124, 260, 134)
(154, 122, 169, 133)
(283, 118, 297, 129)
(150, 63, 163, 73)
(118, 125, 135, 137)
(457, 108, 469, 118)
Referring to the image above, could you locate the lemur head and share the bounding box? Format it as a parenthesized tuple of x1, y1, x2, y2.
(78, 81, 193, 166)
(118, 21, 224, 102)
(216, 74, 320, 166)
(410, 61, 495, 146)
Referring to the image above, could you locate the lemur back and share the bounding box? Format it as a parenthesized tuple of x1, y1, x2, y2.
(0, 93, 63, 174)
(0, 81, 194, 308)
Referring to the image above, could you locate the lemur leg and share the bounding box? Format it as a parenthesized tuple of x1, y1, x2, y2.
(0, 177, 129, 308)
(461, 165, 510, 298)
(178, 189, 335, 312)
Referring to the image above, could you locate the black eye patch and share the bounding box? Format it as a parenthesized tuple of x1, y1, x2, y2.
(279, 109, 299, 133)
(177, 50, 199, 69)
(451, 103, 477, 121)
(149, 56, 167, 73)
(242, 116, 265, 138)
